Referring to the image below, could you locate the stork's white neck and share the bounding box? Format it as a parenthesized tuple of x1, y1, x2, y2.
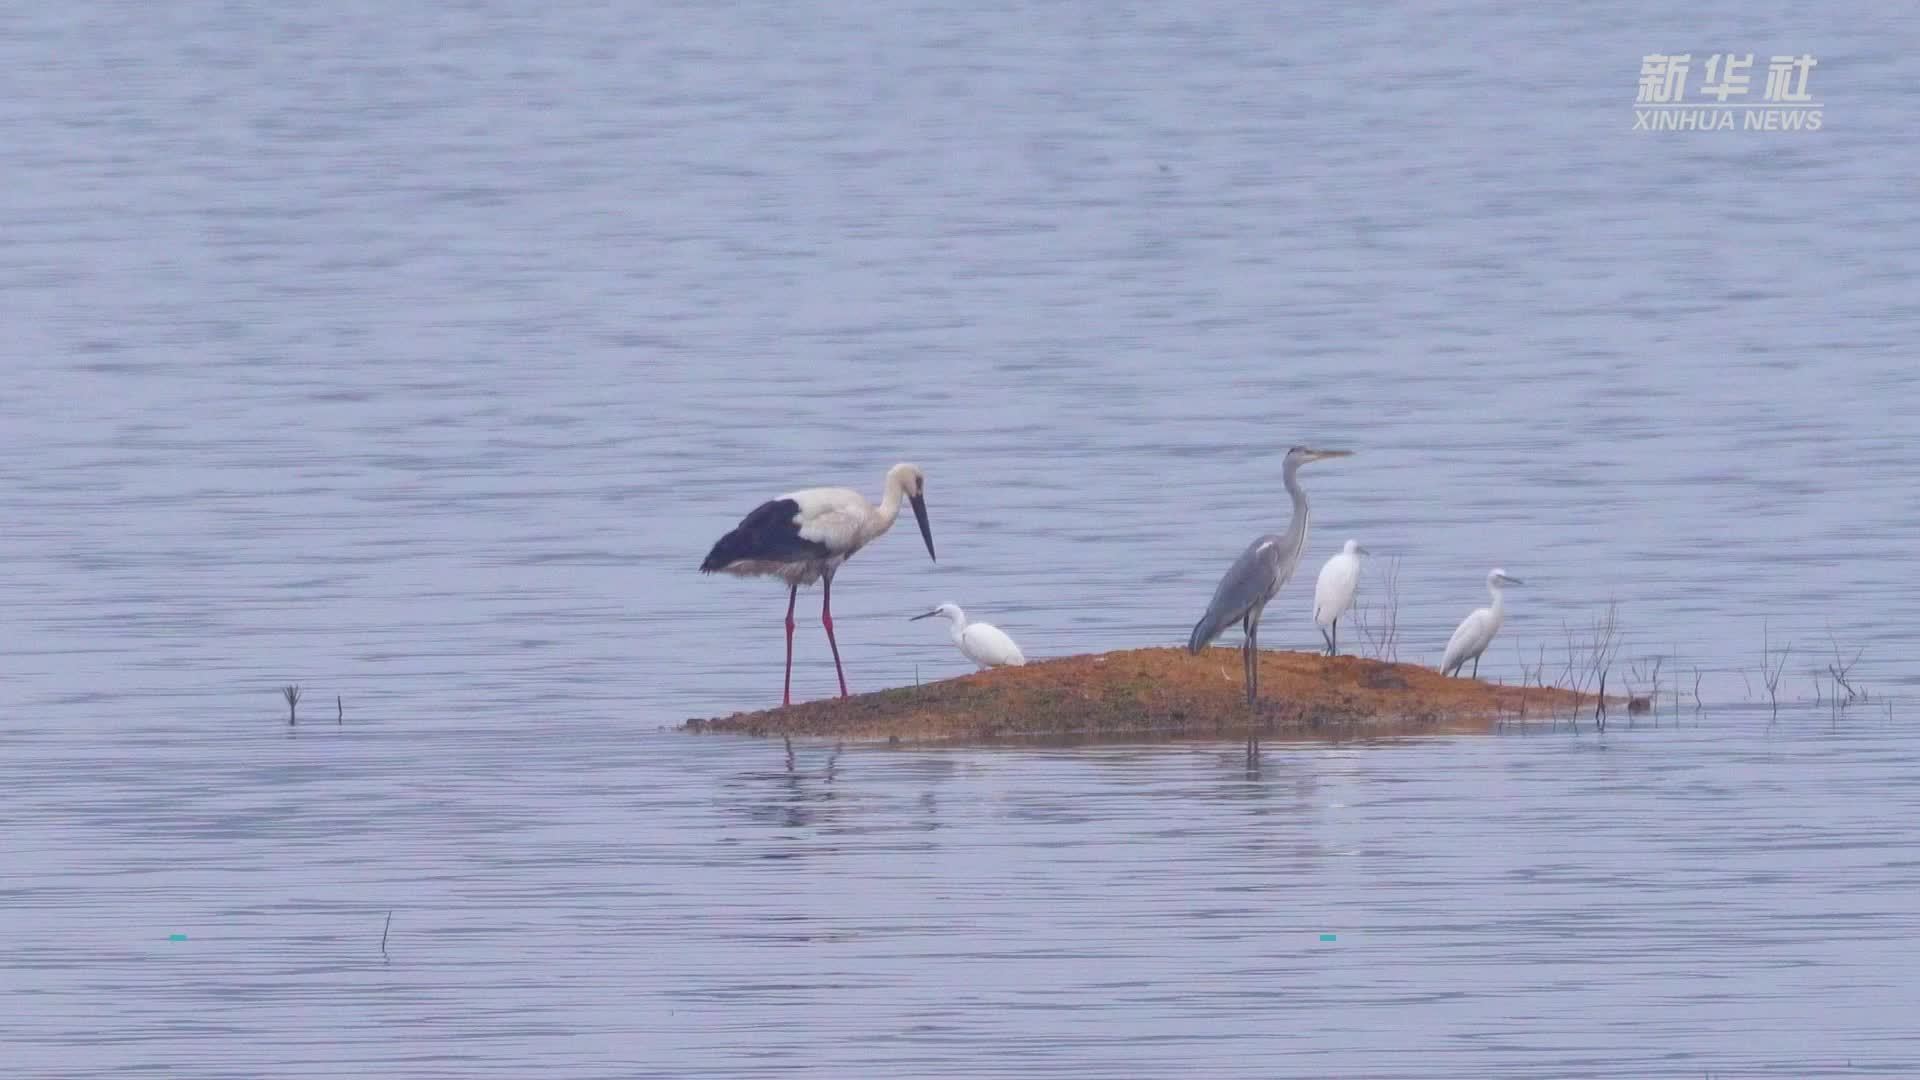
(866, 473, 908, 543)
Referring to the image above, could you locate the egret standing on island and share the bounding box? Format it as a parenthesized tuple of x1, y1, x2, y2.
(1312, 539, 1368, 656)
(911, 602, 1026, 669)
(1440, 568, 1523, 679)
(1187, 447, 1353, 705)
(701, 463, 936, 706)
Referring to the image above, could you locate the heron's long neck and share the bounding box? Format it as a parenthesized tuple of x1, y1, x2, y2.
(944, 609, 968, 639)
(1281, 461, 1311, 554)
(1488, 584, 1506, 620)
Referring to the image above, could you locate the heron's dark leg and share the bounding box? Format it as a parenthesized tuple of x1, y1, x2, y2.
(1245, 614, 1261, 707)
(1247, 611, 1266, 757)
(1240, 616, 1253, 705)
(1471, 654, 1480, 679)
(782, 584, 799, 706)
(821, 570, 849, 698)
(1320, 624, 1334, 656)
(1331, 618, 1339, 657)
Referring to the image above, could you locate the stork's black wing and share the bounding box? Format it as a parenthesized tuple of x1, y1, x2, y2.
(700, 498, 832, 572)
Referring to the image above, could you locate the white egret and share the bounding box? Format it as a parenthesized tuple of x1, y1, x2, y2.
(701, 463, 936, 705)
(1440, 568, 1524, 679)
(1312, 538, 1368, 656)
(911, 602, 1026, 668)
(1187, 447, 1354, 704)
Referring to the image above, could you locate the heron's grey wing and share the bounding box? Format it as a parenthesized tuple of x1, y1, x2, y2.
(1187, 535, 1282, 653)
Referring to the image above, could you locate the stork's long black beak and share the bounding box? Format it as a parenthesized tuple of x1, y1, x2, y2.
(910, 493, 935, 561)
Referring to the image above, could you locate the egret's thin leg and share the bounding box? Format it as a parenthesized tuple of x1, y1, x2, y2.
(1471, 655, 1480, 679)
(821, 571, 849, 698)
(1331, 618, 1339, 657)
(782, 584, 798, 706)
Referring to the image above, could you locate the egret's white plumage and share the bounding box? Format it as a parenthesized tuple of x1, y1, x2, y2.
(912, 602, 1026, 668)
(1311, 539, 1367, 655)
(701, 462, 937, 705)
(1441, 568, 1523, 679)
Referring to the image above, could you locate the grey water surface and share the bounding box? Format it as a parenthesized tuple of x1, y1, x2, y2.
(3, 0, 1918, 1076)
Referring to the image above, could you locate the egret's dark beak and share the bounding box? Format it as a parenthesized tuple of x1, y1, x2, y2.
(909, 609, 938, 622)
(1309, 449, 1354, 461)
(910, 493, 935, 561)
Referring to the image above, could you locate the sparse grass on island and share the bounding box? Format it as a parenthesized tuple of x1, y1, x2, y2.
(685, 648, 1607, 744)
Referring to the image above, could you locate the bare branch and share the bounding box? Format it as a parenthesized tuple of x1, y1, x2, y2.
(1354, 555, 1403, 663)
(1760, 620, 1789, 718)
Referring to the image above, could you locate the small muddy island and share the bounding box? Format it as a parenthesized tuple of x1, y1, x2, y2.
(685, 648, 1604, 743)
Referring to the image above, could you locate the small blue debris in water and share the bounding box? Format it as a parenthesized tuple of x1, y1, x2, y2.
(1319, 934, 1337, 942)
(168, 933, 188, 941)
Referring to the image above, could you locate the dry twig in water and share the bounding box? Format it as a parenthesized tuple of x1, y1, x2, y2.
(1760, 620, 1790, 717)
(1825, 629, 1864, 706)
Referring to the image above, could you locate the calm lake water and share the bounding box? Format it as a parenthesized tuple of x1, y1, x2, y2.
(3, 0, 1917, 1076)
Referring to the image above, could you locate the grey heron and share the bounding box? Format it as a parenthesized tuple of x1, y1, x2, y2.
(1186, 446, 1353, 704)
(701, 463, 936, 705)
(1440, 568, 1523, 679)
(1312, 538, 1369, 655)
(911, 602, 1027, 668)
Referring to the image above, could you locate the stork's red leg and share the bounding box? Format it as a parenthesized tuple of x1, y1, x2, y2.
(821, 571, 849, 698)
(782, 583, 798, 707)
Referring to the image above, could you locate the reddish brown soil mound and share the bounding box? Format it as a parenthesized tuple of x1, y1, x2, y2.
(684, 647, 1601, 744)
